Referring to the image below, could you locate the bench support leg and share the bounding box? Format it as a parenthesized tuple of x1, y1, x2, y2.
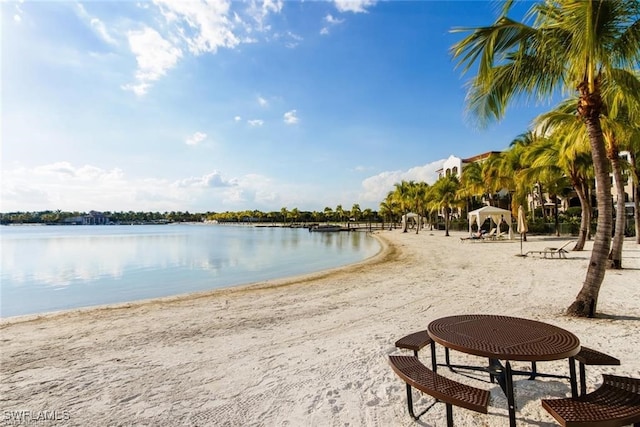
(529, 361, 537, 380)
(578, 361, 586, 396)
(405, 384, 416, 419)
(446, 403, 453, 427)
(505, 361, 516, 427)
(569, 357, 577, 398)
(404, 384, 437, 421)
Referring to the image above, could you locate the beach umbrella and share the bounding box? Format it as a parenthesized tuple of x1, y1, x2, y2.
(517, 205, 528, 256)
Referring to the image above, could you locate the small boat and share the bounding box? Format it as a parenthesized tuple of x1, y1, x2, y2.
(309, 224, 343, 232)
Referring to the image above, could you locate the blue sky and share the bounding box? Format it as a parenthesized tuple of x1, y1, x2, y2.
(2, 0, 548, 213)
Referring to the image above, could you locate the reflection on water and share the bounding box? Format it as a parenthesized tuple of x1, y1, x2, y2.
(0, 225, 379, 317)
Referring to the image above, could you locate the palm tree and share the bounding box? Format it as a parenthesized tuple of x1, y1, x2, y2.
(524, 123, 595, 250)
(451, 0, 640, 317)
(362, 208, 373, 231)
(628, 131, 640, 244)
(407, 182, 429, 233)
(380, 193, 398, 229)
(430, 176, 461, 236)
(458, 161, 485, 214)
(280, 207, 289, 225)
(600, 73, 640, 265)
(335, 205, 345, 226)
(393, 180, 414, 232)
(535, 102, 597, 248)
(351, 204, 362, 225)
(323, 207, 334, 224)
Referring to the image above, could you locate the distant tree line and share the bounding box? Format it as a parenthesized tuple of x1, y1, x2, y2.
(0, 204, 383, 226)
(0, 210, 205, 225)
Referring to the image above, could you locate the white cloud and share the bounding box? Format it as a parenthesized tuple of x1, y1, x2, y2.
(257, 96, 268, 107)
(174, 171, 236, 188)
(1, 162, 131, 211)
(75, 4, 118, 45)
(186, 131, 207, 146)
(122, 27, 183, 96)
(334, 0, 377, 13)
(283, 31, 303, 48)
(358, 159, 445, 203)
(120, 0, 285, 95)
(283, 110, 298, 125)
(248, 119, 264, 127)
(325, 14, 344, 24)
(0, 162, 249, 212)
(320, 13, 344, 36)
(154, 0, 242, 54)
(13, 2, 24, 23)
(246, 0, 284, 32)
(234, 116, 242, 121)
(91, 18, 118, 45)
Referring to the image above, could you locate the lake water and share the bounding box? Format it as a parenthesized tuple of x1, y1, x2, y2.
(0, 224, 380, 318)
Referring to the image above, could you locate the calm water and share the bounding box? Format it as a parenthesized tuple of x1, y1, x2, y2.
(0, 224, 379, 318)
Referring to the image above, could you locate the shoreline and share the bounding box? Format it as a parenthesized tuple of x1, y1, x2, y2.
(0, 232, 392, 327)
(1, 230, 638, 426)
(0, 227, 386, 324)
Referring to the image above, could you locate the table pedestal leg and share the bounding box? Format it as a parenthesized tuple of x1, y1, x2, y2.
(430, 341, 437, 372)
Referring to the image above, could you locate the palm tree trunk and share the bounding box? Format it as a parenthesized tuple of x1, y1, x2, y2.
(572, 179, 590, 251)
(553, 194, 560, 237)
(607, 144, 625, 269)
(629, 151, 640, 244)
(445, 207, 450, 236)
(567, 105, 612, 318)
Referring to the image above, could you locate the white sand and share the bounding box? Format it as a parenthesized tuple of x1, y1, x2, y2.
(1, 230, 639, 426)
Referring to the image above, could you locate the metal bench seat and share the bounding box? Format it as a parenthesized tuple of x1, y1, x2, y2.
(395, 330, 432, 356)
(541, 374, 640, 427)
(389, 355, 489, 426)
(575, 346, 620, 396)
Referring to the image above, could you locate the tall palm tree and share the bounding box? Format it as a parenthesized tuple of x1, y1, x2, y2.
(458, 161, 485, 213)
(407, 182, 429, 233)
(524, 123, 595, 249)
(451, 0, 640, 317)
(430, 176, 461, 236)
(362, 208, 373, 231)
(392, 180, 414, 232)
(538, 76, 640, 263)
(507, 131, 538, 211)
(323, 207, 334, 224)
(628, 130, 640, 244)
(351, 204, 361, 228)
(335, 205, 345, 226)
(280, 207, 289, 225)
(600, 73, 640, 265)
(481, 154, 505, 206)
(379, 194, 397, 230)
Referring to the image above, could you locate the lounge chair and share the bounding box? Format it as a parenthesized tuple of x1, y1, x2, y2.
(484, 228, 497, 240)
(496, 229, 508, 240)
(460, 230, 486, 242)
(525, 241, 573, 258)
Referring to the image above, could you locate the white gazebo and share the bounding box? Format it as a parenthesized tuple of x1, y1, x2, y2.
(401, 212, 421, 232)
(467, 206, 513, 239)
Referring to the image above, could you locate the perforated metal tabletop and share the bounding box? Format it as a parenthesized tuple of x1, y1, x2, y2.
(427, 314, 580, 362)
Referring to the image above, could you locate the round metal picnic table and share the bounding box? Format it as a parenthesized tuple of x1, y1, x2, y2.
(427, 314, 581, 426)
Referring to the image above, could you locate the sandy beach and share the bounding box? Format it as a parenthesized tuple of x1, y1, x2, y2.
(1, 230, 639, 426)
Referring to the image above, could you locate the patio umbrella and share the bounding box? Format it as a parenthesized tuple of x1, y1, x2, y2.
(517, 205, 528, 256)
